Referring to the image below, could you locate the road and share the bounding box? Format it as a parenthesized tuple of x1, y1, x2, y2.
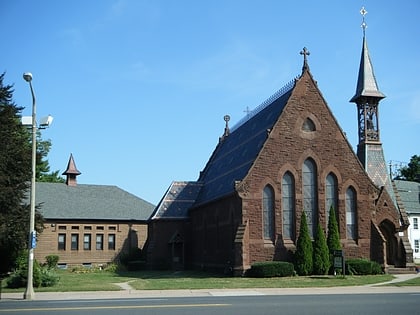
(1, 293, 419, 315)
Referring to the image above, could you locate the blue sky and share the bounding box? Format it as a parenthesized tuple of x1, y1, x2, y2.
(2, 1, 419, 205)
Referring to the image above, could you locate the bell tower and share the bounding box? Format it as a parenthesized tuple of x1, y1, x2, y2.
(350, 7, 390, 190)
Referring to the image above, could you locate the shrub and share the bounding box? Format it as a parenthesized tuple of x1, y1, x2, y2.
(6, 252, 59, 288)
(346, 259, 383, 275)
(39, 268, 59, 287)
(313, 222, 330, 275)
(327, 205, 341, 272)
(45, 255, 59, 269)
(248, 261, 295, 278)
(294, 212, 313, 276)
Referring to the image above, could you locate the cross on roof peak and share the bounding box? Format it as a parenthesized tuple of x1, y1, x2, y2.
(300, 47, 310, 72)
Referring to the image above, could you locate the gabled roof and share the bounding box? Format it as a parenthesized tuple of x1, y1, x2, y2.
(149, 181, 202, 220)
(350, 35, 385, 102)
(35, 182, 155, 221)
(194, 80, 295, 206)
(394, 180, 420, 214)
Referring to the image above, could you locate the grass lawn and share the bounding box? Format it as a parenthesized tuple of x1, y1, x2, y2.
(1, 269, 398, 293)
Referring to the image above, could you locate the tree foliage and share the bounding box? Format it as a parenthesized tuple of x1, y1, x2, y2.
(0, 72, 33, 273)
(313, 221, 330, 275)
(327, 205, 341, 273)
(35, 134, 65, 183)
(294, 211, 313, 276)
(398, 155, 420, 182)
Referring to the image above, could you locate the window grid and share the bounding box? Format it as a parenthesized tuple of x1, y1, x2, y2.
(303, 159, 317, 238)
(108, 234, 116, 250)
(282, 172, 295, 240)
(71, 234, 79, 250)
(263, 185, 275, 241)
(58, 234, 66, 250)
(83, 234, 91, 250)
(414, 218, 418, 230)
(96, 234, 104, 250)
(346, 187, 357, 240)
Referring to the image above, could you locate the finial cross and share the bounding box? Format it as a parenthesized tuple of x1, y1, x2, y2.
(300, 47, 310, 71)
(360, 6, 368, 35)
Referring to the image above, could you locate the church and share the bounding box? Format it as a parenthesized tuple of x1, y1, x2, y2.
(145, 11, 414, 274)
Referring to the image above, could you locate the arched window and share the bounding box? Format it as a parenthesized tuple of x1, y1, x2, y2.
(263, 185, 275, 241)
(326, 173, 338, 229)
(303, 159, 318, 237)
(346, 187, 357, 240)
(282, 172, 295, 240)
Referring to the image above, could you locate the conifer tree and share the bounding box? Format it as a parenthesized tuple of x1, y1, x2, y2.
(313, 221, 330, 275)
(294, 211, 313, 276)
(327, 205, 341, 272)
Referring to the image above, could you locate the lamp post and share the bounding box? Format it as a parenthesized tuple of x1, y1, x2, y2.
(23, 72, 36, 300)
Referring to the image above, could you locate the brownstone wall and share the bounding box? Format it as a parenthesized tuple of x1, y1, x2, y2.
(35, 220, 148, 267)
(146, 220, 191, 270)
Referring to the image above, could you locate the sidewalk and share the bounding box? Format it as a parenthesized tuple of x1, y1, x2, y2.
(1, 273, 419, 301)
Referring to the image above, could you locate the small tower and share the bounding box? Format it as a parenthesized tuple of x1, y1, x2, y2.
(62, 153, 81, 186)
(350, 7, 390, 190)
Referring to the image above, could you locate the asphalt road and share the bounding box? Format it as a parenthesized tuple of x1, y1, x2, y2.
(1, 293, 419, 315)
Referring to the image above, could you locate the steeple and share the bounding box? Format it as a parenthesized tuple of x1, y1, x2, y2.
(62, 153, 81, 186)
(350, 7, 385, 146)
(350, 7, 393, 196)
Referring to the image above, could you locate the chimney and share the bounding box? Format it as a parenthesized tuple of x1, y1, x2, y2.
(62, 153, 81, 186)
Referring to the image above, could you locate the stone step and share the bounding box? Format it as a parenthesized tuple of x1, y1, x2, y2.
(387, 266, 417, 274)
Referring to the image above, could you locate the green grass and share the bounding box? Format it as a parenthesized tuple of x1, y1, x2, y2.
(386, 276, 420, 287)
(1, 269, 398, 293)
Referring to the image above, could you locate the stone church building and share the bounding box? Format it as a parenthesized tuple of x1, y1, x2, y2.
(146, 23, 414, 274)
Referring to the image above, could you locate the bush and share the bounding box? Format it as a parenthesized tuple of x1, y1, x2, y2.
(248, 261, 295, 278)
(6, 252, 59, 288)
(313, 223, 330, 275)
(45, 255, 59, 269)
(346, 259, 383, 275)
(294, 212, 313, 276)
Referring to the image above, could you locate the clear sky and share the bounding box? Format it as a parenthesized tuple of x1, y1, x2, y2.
(2, 1, 419, 205)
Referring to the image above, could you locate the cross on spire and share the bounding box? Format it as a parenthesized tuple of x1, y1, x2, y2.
(300, 47, 310, 72)
(360, 6, 368, 36)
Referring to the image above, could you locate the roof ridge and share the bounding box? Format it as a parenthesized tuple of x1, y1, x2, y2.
(230, 77, 297, 132)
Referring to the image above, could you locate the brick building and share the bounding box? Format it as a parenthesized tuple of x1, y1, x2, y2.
(34, 154, 155, 268)
(146, 28, 414, 273)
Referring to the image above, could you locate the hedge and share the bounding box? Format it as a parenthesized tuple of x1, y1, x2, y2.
(346, 259, 383, 275)
(248, 261, 295, 278)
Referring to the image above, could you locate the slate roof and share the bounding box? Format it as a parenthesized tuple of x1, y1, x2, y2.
(149, 181, 202, 220)
(394, 180, 420, 214)
(194, 83, 295, 206)
(35, 182, 155, 221)
(350, 35, 385, 102)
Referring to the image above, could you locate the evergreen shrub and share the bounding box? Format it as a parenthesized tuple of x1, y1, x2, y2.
(248, 261, 295, 278)
(294, 212, 313, 276)
(346, 259, 383, 275)
(313, 223, 330, 275)
(45, 255, 59, 269)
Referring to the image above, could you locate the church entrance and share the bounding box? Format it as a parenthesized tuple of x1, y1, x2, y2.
(169, 232, 185, 270)
(379, 220, 398, 266)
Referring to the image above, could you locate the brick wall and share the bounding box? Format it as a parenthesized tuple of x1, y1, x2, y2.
(35, 220, 147, 267)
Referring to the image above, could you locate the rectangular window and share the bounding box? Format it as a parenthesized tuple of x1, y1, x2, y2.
(83, 234, 91, 250)
(108, 234, 116, 250)
(71, 234, 79, 250)
(96, 234, 103, 250)
(58, 234, 66, 250)
(415, 240, 419, 253)
(414, 218, 418, 230)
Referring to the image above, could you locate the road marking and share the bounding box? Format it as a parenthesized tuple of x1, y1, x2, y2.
(211, 290, 265, 296)
(0, 303, 230, 312)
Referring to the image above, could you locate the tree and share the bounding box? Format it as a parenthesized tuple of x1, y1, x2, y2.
(327, 205, 341, 271)
(398, 155, 420, 182)
(313, 221, 330, 275)
(35, 134, 65, 183)
(0, 72, 33, 273)
(294, 212, 313, 276)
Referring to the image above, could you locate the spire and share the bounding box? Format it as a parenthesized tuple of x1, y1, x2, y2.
(350, 7, 385, 102)
(300, 47, 310, 73)
(62, 153, 81, 186)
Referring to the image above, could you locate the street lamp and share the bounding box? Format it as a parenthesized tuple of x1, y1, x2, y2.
(23, 72, 36, 300)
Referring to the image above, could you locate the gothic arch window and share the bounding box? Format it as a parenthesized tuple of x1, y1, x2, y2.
(303, 158, 318, 237)
(326, 173, 339, 230)
(282, 172, 295, 240)
(346, 186, 357, 240)
(302, 117, 316, 132)
(263, 185, 275, 241)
